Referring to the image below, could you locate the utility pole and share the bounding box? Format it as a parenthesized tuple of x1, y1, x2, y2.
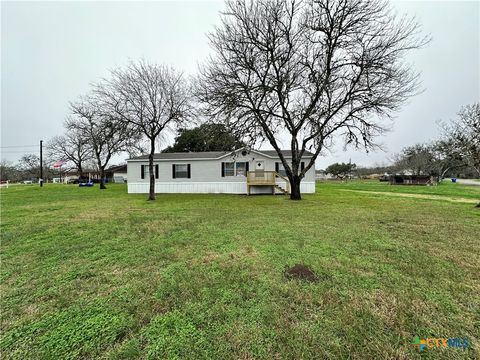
(40, 140, 43, 187)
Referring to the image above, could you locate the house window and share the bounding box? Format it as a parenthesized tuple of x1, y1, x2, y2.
(276, 162, 287, 177)
(141, 165, 159, 179)
(222, 162, 249, 177)
(143, 165, 150, 178)
(173, 164, 190, 179)
(224, 162, 235, 176)
(236, 162, 247, 176)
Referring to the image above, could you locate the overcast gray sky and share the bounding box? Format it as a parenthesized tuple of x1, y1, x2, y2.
(1, 0, 479, 169)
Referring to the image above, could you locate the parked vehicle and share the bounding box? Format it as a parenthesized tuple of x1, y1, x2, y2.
(70, 177, 92, 184)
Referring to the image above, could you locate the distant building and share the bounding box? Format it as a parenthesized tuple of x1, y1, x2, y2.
(389, 175, 433, 185)
(315, 170, 327, 180)
(105, 165, 128, 183)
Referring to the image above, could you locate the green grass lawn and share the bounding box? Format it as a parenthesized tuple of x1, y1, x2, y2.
(1, 181, 479, 359)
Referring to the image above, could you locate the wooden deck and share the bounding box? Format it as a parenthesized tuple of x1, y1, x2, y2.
(246, 171, 290, 195)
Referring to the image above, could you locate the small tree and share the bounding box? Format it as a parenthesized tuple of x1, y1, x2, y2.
(431, 140, 465, 180)
(325, 162, 356, 179)
(393, 141, 466, 180)
(197, 0, 428, 199)
(395, 144, 435, 175)
(68, 96, 134, 189)
(13, 154, 55, 182)
(0, 160, 22, 182)
(442, 103, 480, 177)
(163, 123, 245, 153)
(16, 154, 42, 181)
(96, 60, 191, 200)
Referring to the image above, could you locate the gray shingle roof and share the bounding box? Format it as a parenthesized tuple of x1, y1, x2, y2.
(260, 150, 314, 157)
(128, 149, 314, 161)
(129, 151, 228, 160)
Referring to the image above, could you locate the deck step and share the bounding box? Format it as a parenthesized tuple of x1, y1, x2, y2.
(274, 185, 289, 194)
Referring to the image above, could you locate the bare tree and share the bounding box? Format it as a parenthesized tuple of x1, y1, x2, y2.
(197, 0, 428, 199)
(47, 130, 92, 177)
(393, 142, 464, 180)
(0, 160, 22, 182)
(68, 96, 135, 189)
(431, 140, 465, 180)
(395, 144, 435, 175)
(16, 154, 41, 181)
(442, 103, 480, 177)
(95, 60, 191, 200)
(12, 154, 55, 181)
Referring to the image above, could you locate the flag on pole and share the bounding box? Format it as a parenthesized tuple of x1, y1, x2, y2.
(53, 160, 66, 168)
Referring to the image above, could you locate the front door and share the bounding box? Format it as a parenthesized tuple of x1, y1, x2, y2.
(255, 160, 265, 171)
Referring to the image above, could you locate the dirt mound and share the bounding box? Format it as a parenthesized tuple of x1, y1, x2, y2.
(284, 264, 318, 282)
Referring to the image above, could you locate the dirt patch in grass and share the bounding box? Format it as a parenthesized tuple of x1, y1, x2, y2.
(284, 264, 318, 282)
(198, 252, 221, 264)
(351, 291, 399, 328)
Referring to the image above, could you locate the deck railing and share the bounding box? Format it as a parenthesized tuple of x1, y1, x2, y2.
(246, 171, 276, 185)
(246, 171, 290, 193)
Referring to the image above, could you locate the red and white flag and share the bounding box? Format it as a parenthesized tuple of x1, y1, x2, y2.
(53, 160, 66, 168)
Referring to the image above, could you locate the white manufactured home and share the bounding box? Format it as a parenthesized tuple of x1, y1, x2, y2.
(127, 149, 316, 195)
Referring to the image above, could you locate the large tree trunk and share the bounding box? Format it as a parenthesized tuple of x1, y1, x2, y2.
(148, 139, 156, 201)
(100, 167, 106, 189)
(289, 175, 302, 200)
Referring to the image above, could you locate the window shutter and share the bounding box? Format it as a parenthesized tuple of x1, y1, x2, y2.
(221, 162, 225, 177)
(187, 164, 191, 179)
(141, 165, 144, 179)
(301, 162, 305, 171)
(172, 164, 176, 179)
(245, 162, 249, 173)
(275, 162, 279, 173)
(155, 164, 159, 179)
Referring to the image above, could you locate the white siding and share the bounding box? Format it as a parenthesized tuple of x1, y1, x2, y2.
(128, 181, 315, 194)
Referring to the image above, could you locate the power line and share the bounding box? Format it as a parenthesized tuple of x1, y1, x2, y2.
(1, 150, 39, 153)
(0, 145, 38, 148)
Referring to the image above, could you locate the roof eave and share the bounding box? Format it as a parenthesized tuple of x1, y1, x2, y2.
(127, 148, 313, 161)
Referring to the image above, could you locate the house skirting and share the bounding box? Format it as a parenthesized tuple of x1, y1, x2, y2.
(127, 181, 315, 194)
